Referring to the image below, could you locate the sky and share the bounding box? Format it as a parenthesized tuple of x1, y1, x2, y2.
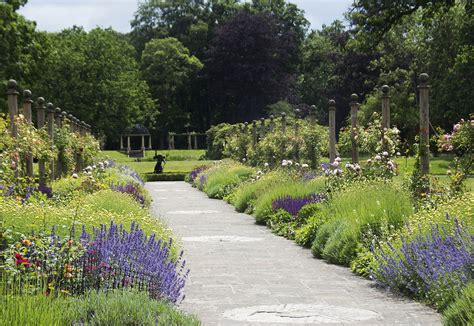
(19, 0, 353, 33)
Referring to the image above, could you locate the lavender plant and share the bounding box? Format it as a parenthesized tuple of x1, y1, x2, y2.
(80, 222, 189, 304)
(371, 215, 473, 310)
(272, 193, 326, 216)
(188, 165, 209, 182)
(110, 182, 145, 207)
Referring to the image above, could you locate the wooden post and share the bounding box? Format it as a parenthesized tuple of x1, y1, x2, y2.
(381, 85, 390, 129)
(148, 135, 152, 149)
(418, 73, 430, 176)
(294, 118, 300, 160)
(127, 135, 131, 154)
(260, 118, 266, 139)
(187, 132, 192, 150)
(281, 112, 286, 133)
(54, 108, 62, 178)
(23, 90, 33, 123)
(68, 114, 74, 132)
(37, 97, 46, 186)
(328, 99, 337, 163)
(7, 79, 19, 138)
(46, 103, 55, 180)
(350, 94, 359, 164)
(54, 108, 62, 128)
(141, 134, 145, 150)
(309, 105, 317, 125)
(193, 133, 198, 149)
(252, 120, 257, 150)
(269, 115, 275, 132)
(381, 85, 390, 152)
(120, 135, 124, 150)
(171, 134, 175, 149)
(23, 90, 34, 178)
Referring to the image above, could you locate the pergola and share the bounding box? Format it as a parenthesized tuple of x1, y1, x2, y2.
(168, 132, 205, 149)
(120, 124, 152, 157)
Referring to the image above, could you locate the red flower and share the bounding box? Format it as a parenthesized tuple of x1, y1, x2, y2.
(15, 253, 31, 267)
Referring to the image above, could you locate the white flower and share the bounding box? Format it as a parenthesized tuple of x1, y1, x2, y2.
(396, 152, 401, 156)
(264, 162, 269, 167)
(92, 164, 97, 169)
(256, 175, 261, 180)
(282, 161, 288, 167)
(447, 169, 452, 175)
(301, 164, 309, 168)
(257, 170, 263, 175)
(382, 151, 389, 157)
(345, 163, 352, 169)
(332, 161, 340, 168)
(287, 160, 293, 166)
(393, 127, 400, 134)
(374, 155, 381, 161)
(367, 159, 372, 164)
(295, 163, 300, 167)
(282, 159, 287, 165)
(354, 163, 361, 171)
(335, 157, 341, 162)
(72, 173, 78, 179)
(242, 158, 246, 162)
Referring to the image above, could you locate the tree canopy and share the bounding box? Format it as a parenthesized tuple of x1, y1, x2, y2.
(1, 0, 473, 147)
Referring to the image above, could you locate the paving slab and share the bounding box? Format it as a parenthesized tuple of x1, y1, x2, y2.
(146, 181, 441, 326)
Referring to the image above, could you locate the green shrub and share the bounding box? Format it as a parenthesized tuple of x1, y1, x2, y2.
(253, 178, 326, 224)
(443, 283, 474, 326)
(231, 170, 288, 213)
(1, 290, 199, 326)
(311, 181, 412, 266)
(295, 209, 329, 248)
(203, 163, 255, 199)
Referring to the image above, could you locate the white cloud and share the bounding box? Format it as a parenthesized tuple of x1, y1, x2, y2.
(19, 0, 352, 33)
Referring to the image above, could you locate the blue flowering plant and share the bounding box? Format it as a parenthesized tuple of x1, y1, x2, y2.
(371, 215, 473, 310)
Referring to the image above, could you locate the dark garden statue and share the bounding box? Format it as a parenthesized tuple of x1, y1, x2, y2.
(153, 152, 166, 174)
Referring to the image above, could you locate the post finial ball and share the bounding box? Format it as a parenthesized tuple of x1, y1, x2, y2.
(46, 102, 54, 110)
(23, 89, 32, 99)
(55, 107, 61, 114)
(37, 97, 45, 106)
(62, 111, 67, 117)
(281, 112, 286, 117)
(270, 114, 274, 119)
(7, 79, 17, 89)
(328, 99, 336, 106)
(419, 73, 429, 82)
(381, 85, 389, 94)
(350, 93, 358, 102)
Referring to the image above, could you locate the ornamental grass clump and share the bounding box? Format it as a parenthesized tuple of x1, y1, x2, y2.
(80, 222, 188, 304)
(272, 193, 327, 216)
(371, 215, 473, 311)
(311, 181, 412, 266)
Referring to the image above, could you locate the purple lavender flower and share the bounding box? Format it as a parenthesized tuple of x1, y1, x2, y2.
(110, 182, 145, 207)
(272, 193, 327, 216)
(81, 222, 189, 304)
(371, 215, 473, 308)
(189, 166, 208, 182)
(37, 185, 53, 198)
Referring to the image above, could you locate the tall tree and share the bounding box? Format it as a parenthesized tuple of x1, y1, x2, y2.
(205, 10, 297, 123)
(0, 0, 50, 111)
(36, 28, 154, 147)
(141, 37, 203, 146)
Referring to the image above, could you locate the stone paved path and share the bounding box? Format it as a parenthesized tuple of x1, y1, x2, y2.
(146, 182, 441, 326)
